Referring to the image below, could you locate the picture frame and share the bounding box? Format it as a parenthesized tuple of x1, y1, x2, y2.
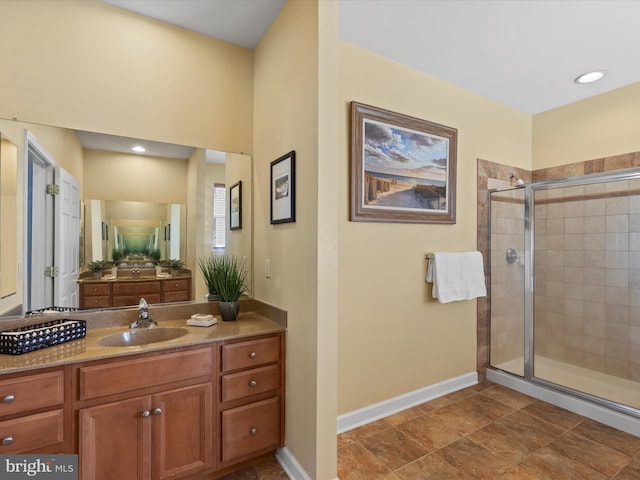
(229, 181, 242, 230)
(350, 101, 457, 224)
(270, 151, 296, 224)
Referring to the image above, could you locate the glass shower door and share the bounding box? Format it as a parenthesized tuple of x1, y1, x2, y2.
(489, 187, 526, 376)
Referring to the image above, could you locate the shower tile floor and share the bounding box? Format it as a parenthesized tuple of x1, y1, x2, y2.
(218, 381, 640, 479)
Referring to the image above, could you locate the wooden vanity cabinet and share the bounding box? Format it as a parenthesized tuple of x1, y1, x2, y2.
(76, 347, 213, 480)
(162, 278, 190, 303)
(80, 283, 111, 308)
(112, 280, 162, 307)
(216, 333, 285, 469)
(79, 275, 192, 308)
(0, 368, 68, 454)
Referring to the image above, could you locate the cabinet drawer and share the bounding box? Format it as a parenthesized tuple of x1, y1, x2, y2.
(112, 281, 161, 295)
(221, 397, 280, 463)
(0, 371, 64, 416)
(82, 283, 110, 296)
(221, 365, 280, 403)
(0, 409, 64, 453)
(83, 296, 110, 308)
(163, 279, 189, 292)
(112, 294, 162, 307)
(79, 348, 213, 400)
(164, 290, 189, 302)
(221, 337, 280, 373)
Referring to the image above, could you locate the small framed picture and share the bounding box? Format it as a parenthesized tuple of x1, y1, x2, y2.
(229, 181, 242, 230)
(270, 151, 296, 224)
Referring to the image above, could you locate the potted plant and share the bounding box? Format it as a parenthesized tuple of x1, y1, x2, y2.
(167, 259, 184, 276)
(87, 260, 106, 279)
(209, 255, 247, 321)
(149, 249, 161, 264)
(198, 254, 221, 301)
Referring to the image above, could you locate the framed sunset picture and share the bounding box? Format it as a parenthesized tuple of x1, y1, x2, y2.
(349, 102, 457, 224)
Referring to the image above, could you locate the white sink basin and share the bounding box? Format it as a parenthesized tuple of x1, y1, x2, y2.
(98, 327, 189, 347)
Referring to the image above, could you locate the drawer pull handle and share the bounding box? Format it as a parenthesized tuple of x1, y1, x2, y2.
(250, 428, 257, 436)
(3, 395, 15, 404)
(2, 436, 13, 446)
(153, 408, 162, 416)
(249, 352, 257, 359)
(249, 380, 257, 387)
(141, 410, 150, 418)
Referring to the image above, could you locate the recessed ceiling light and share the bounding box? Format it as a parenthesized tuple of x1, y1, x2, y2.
(574, 70, 606, 84)
(132, 145, 146, 153)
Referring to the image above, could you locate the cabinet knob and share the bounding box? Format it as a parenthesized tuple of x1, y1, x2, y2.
(249, 380, 257, 387)
(249, 352, 257, 359)
(141, 410, 150, 418)
(3, 395, 15, 404)
(153, 408, 162, 416)
(250, 428, 257, 436)
(2, 436, 13, 446)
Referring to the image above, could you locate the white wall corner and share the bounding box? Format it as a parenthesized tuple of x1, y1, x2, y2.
(336, 372, 478, 434)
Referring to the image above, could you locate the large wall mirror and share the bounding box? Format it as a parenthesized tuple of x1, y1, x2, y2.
(0, 118, 252, 317)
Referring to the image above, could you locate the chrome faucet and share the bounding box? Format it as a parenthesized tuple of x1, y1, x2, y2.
(130, 298, 158, 329)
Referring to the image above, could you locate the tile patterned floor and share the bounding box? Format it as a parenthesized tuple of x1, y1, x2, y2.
(338, 382, 640, 479)
(219, 381, 640, 479)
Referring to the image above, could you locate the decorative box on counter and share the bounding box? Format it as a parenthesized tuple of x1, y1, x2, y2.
(25, 306, 80, 316)
(0, 319, 87, 355)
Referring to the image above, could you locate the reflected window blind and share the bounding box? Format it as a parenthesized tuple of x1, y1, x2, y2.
(213, 183, 226, 249)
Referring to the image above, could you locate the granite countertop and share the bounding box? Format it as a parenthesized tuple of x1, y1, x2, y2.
(0, 299, 286, 374)
(77, 273, 191, 283)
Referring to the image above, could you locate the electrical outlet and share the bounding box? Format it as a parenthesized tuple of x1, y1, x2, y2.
(265, 259, 271, 278)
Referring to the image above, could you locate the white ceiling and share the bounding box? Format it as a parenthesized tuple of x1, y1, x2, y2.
(101, 0, 640, 116)
(92, 0, 640, 154)
(101, 0, 286, 49)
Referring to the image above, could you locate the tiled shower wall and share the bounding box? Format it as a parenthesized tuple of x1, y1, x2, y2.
(489, 190, 525, 368)
(534, 181, 640, 381)
(478, 152, 640, 381)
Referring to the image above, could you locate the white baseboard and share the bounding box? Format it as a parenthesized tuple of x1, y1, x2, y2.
(277, 447, 340, 480)
(276, 372, 477, 479)
(337, 371, 478, 434)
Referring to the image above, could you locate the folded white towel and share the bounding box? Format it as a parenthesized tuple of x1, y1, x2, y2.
(426, 251, 487, 303)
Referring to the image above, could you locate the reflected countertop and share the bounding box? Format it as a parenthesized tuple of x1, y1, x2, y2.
(0, 299, 286, 374)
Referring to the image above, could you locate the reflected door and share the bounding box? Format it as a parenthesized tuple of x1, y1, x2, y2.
(54, 166, 80, 308)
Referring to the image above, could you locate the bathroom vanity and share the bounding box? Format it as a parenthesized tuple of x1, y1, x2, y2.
(78, 271, 192, 309)
(0, 301, 285, 479)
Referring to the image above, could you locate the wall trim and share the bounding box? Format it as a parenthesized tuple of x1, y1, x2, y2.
(337, 372, 478, 434)
(276, 447, 318, 480)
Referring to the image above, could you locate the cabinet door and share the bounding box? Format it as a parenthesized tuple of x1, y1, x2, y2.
(153, 383, 212, 480)
(80, 396, 152, 480)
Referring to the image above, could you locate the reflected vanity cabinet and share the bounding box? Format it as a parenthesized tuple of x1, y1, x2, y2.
(216, 332, 286, 470)
(79, 275, 191, 309)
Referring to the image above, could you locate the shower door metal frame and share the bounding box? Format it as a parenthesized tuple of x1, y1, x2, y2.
(496, 167, 640, 419)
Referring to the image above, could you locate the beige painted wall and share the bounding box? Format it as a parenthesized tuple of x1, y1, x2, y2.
(337, 43, 532, 414)
(83, 149, 188, 204)
(0, 119, 84, 314)
(225, 153, 253, 296)
(0, 0, 253, 155)
(533, 82, 640, 169)
(253, 1, 340, 478)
